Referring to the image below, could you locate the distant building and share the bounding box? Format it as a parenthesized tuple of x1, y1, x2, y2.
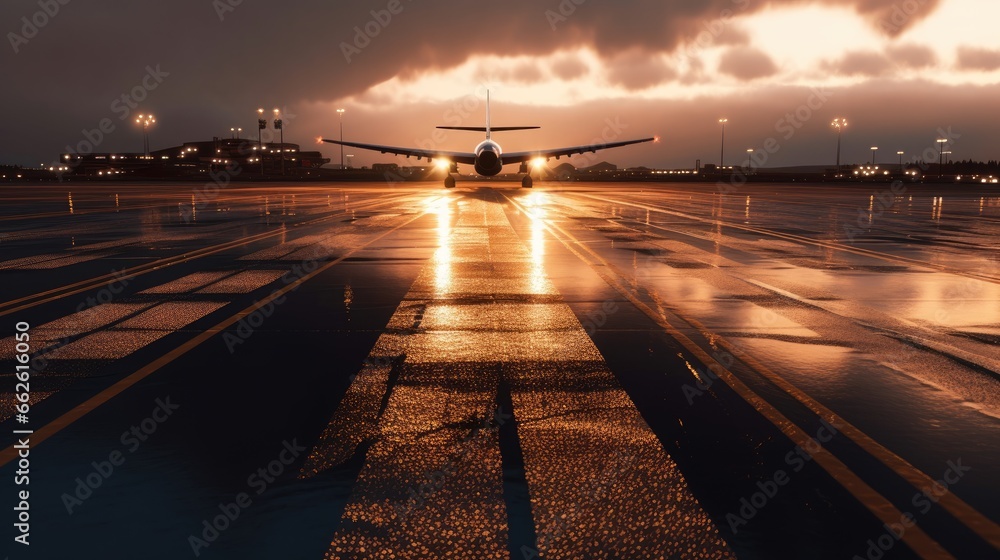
(60, 137, 329, 177)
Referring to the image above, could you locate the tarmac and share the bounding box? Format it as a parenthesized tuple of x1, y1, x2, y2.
(0, 181, 998, 559)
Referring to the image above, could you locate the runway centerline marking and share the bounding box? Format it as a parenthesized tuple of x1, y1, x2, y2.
(302, 191, 734, 559)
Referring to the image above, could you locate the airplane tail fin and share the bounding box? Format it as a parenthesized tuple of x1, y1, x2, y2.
(435, 91, 540, 135)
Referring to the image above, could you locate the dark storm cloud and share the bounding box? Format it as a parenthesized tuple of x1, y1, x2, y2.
(717, 47, 778, 81)
(712, 24, 751, 47)
(313, 79, 1000, 171)
(956, 46, 1000, 71)
(605, 51, 677, 90)
(475, 61, 545, 84)
(824, 51, 893, 77)
(0, 0, 951, 164)
(1, 0, 941, 101)
(885, 44, 937, 69)
(550, 54, 589, 80)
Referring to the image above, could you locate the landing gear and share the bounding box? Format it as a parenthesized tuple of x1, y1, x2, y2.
(521, 175, 533, 189)
(444, 175, 456, 189)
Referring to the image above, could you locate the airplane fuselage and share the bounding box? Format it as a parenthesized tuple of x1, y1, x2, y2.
(474, 139, 503, 176)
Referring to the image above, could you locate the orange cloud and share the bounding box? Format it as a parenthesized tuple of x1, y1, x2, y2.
(718, 47, 778, 81)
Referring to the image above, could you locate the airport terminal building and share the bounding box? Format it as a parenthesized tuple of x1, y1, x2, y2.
(59, 137, 330, 177)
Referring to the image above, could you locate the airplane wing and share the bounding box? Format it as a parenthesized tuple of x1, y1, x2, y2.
(502, 137, 656, 164)
(320, 139, 477, 165)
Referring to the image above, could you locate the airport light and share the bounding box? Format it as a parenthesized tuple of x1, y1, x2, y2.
(718, 118, 728, 169)
(257, 108, 266, 174)
(937, 138, 947, 177)
(870, 146, 878, 165)
(897, 151, 904, 171)
(337, 108, 346, 170)
(274, 108, 284, 176)
(231, 127, 243, 140)
(346, 154, 354, 169)
(746, 148, 754, 173)
(135, 113, 155, 156)
(831, 118, 847, 172)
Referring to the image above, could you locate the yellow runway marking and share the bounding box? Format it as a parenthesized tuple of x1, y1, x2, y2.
(567, 192, 1000, 551)
(0, 206, 432, 467)
(503, 191, 962, 559)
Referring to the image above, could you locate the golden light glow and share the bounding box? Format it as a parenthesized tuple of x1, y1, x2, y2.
(523, 191, 550, 294)
(426, 195, 453, 294)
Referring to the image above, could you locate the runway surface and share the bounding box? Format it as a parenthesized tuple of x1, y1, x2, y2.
(0, 181, 998, 559)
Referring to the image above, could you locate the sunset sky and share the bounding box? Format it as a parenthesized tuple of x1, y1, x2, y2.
(3, 0, 1000, 169)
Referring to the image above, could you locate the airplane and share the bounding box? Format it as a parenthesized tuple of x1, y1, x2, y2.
(321, 92, 656, 188)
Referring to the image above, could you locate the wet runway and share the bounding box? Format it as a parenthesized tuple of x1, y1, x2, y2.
(1, 181, 998, 559)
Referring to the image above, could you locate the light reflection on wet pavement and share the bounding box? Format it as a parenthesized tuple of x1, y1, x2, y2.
(0, 182, 997, 559)
(304, 193, 733, 558)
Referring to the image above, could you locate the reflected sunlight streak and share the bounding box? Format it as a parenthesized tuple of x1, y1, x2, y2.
(427, 195, 453, 294)
(524, 192, 549, 294)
